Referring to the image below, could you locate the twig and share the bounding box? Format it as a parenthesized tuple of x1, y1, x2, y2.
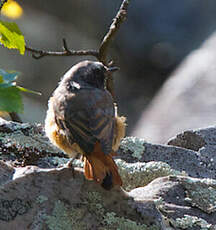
(99, 0, 130, 64)
(25, 39, 99, 59)
(25, 0, 131, 98)
(25, 0, 130, 63)
(0, 0, 8, 12)
(99, 0, 130, 98)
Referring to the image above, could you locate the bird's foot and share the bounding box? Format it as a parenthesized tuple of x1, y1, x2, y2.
(66, 158, 74, 168)
(65, 158, 76, 177)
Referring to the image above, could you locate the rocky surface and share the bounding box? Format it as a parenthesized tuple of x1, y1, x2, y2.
(0, 118, 216, 229)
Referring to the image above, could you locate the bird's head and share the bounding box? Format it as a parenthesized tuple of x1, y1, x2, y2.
(62, 60, 119, 89)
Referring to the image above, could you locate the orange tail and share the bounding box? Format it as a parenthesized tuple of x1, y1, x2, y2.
(83, 142, 122, 190)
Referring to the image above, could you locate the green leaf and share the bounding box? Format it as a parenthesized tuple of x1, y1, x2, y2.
(0, 82, 15, 88)
(0, 69, 19, 82)
(0, 68, 40, 114)
(0, 68, 41, 94)
(0, 20, 25, 55)
(0, 86, 23, 113)
(0, 75, 3, 83)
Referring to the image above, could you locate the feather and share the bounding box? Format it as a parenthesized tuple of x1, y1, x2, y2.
(83, 142, 122, 190)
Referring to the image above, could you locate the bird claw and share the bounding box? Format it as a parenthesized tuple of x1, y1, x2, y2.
(65, 158, 76, 177)
(66, 159, 74, 168)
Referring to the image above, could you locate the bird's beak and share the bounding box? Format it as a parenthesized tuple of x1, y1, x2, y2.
(106, 66, 120, 73)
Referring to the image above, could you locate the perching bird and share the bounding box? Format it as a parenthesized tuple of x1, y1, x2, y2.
(45, 60, 126, 190)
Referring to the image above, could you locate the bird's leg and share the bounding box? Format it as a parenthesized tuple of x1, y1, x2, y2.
(66, 157, 77, 168)
(64, 154, 79, 177)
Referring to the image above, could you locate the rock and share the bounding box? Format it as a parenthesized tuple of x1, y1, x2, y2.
(116, 159, 184, 191)
(167, 130, 206, 151)
(168, 127, 216, 178)
(118, 136, 215, 181)
(0, 161, 14, 186)
(0, 119, 165, 229)
(0, 162, 165, 229)
(129, 176, 216, 229)
(0, 118, 216, 229)
(0, 118, 67, 168)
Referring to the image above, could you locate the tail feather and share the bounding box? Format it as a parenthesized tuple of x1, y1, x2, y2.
(83, 142, 122, 190)
(84, 157, 93, 180)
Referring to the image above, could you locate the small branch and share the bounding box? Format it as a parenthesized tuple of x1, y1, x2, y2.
(25, 0, 130, 63)
(0, 0, 8, 12)
(25, 0, 131, 99)
(99, 0, 130, 64)
(25, 39, 99, 60)
(98, 0, 130, 98)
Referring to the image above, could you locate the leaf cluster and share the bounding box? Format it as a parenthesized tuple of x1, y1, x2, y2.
(0, 69, 40, 113)
(0, 17, 39, 115)
(0, 20, 25, 54)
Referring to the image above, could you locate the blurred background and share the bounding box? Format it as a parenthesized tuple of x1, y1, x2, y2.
(1, 0, 216, 143)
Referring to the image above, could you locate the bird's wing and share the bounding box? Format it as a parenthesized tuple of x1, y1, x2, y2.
(54, 88, 115, 155)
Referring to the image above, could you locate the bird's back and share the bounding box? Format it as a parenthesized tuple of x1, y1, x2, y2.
(51, 84, 115, 155)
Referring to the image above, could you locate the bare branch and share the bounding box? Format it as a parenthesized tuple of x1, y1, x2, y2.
(0, 0, 8, 11)
(25, 0, 130, 63)
(98, 0, 130, 98)
(99, 0, 130, 64)
(25, 43, 99, 60)
(25, 0, 131, 98)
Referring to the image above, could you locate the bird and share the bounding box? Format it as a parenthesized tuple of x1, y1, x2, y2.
(45, 60, 126, 190)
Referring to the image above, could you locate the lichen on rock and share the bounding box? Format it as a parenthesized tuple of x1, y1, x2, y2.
(0, 119, 58, 153)
(182, 177, 216, 213)
(0, 198, 31, 222)
(1, 118, 216, 229)
(170, 215, 213, 230)
(120, 136, 145, 160)
(45, 200, 86, 230)
(84, 191, 160, 230)
(36, 195, 48, 204)
(0, 119, 66, 166)
(103, 211, 159, 230)
(116, 159, 184, 190)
